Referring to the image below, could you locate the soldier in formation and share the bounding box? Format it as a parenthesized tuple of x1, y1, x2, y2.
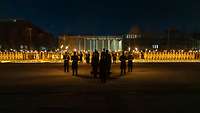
(99, 49, 112, 83)
(119, 51, 127, 75)
(112, 52, 117, 64)
(71, 52, 79, 76)
(128, 52, 134, 72)
(106, 50, 112, 77)
(86, 52, 90, 64)
(91, 50, 99, 78)
(79, 51, 83, 63)
(63, 52, 70, 72)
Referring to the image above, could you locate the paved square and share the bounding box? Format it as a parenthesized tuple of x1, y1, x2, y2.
(0, 63, 200, 113)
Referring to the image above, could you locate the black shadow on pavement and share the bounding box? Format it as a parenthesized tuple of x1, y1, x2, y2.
(76, 72, 121, 81)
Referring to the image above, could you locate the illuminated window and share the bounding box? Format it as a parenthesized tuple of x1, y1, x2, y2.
(152, 45, 159, 49)
(135, 34, 137, 38)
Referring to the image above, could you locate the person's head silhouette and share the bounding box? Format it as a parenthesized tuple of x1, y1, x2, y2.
(106, 50, 109, 54)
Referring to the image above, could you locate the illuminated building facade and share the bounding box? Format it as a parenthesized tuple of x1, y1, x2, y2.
(58, 34, 123, 51)
(58, 32, 200, 52)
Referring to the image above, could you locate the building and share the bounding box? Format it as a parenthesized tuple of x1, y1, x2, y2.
(58, 32, 200, 52)
(123, 26, 200, 50)
(0, 19, 56, 50)
(120, 26, 163, 50)
(58, 34, 123, 51)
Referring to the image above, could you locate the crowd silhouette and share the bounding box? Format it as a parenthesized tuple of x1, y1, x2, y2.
(63, 49, 134, 83)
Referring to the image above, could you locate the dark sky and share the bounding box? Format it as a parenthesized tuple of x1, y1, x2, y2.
(1, 0, 200, 36)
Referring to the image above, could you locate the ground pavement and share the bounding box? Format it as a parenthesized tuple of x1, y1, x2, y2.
(0, 63, 200, 113)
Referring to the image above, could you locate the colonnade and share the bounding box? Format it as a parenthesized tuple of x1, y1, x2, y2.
(81, 38, 122, 51)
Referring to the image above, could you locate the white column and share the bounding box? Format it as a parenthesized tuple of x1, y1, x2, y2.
(90, 40, 92, 51)
(102, 40, 104, 49)
(108, 39, 110, 50)
(96, 40, 98, 50)
(119, 40, 122, 51)
(93, 39, 95, 51)
(113, 40, 116, 51)
(84, 38, 86, 50)
(78, 40, 81, 51)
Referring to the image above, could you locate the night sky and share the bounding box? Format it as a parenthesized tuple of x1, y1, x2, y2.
(1, 0, 200, 36)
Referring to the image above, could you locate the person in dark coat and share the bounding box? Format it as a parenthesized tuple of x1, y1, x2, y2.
(119, 51, 127, 75)
(99, 49, 107, 83)
(112, 53, 117, 64)
(106, 50, 112, 77)
(86, 52, 90, 64)
(101, 48, 106, 57)
(141, 51, 144, 59)
(128, 52, 134, 72)
(63, 52, 70, 72)
(91, 50, 99, 78)
(71, 52, 79, 76)
(79, 51, 83, 63)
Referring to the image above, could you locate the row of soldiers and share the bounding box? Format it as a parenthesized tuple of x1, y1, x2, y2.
(63, 49, 134, 83)
(0, 52, 62, 60)
(143, 52, 199, 60)
(1, 51, 200, 61)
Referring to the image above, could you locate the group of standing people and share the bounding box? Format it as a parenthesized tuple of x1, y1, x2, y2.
(119, 51, 134, 75)
(63, 50, 134, 83)
(91, 49, 112, 83)
(63, 52, 79, 76)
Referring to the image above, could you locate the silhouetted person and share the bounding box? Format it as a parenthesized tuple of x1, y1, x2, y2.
(101, 48, 106, 57)
(141, 51, 144, 59)
(71, 52, 79, 76)
(79, 51, 83, 62)
(63, 52, 70, 72)
(91, 50, 99, 78)
(99, 49, 107, 83)
(128, 52, 134, 72)
(120, 51, 127, 75)
(86, 52, 90, 64)
(112, 53, 117, 64)
(106, 50, 112, 77)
